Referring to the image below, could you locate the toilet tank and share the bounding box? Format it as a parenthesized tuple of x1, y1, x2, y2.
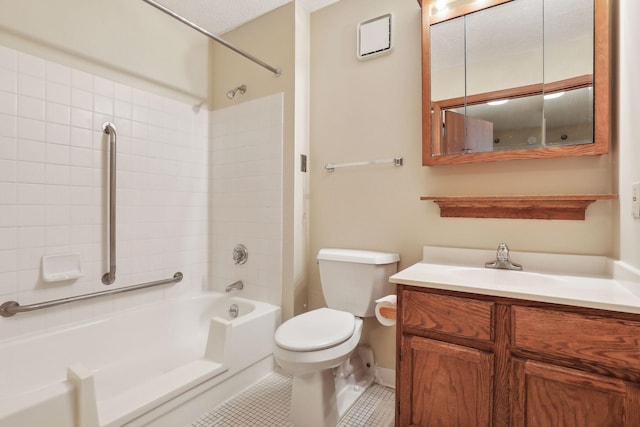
(317, 249, 400, 317)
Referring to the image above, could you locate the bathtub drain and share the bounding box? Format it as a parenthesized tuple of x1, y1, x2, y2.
(229, 304, 239, 319)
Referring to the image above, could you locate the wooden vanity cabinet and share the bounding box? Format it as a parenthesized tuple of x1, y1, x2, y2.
(396, 285, 640, 427)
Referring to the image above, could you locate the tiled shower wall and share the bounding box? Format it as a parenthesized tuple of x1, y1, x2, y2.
(0, 44, 213, 340)
(210, 94, 283, 306)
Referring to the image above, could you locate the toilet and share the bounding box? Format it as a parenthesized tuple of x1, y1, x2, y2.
(274, 248, 399, 427)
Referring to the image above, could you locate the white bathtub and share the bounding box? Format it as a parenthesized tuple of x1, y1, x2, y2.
(0, 292, 281, 427)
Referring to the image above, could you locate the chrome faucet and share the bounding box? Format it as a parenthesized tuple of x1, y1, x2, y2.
(485, 243, 523, 271)
(225, 280, 244, 292)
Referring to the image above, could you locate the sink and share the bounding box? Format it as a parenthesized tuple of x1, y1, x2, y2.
(388, 246, 640, 314)
(411, 263, 568, 291)
(446, 266, 567, 288)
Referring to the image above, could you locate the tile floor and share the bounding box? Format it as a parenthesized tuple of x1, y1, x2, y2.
(189, 369, 394, 427)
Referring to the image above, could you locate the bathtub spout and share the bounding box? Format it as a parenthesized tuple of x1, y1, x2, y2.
(225, 280, 244, 292)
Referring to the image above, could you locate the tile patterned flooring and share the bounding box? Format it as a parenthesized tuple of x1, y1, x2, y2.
(189, 369, 394, 427)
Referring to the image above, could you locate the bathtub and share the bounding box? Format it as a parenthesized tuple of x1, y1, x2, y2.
(0, 292, 281, 427)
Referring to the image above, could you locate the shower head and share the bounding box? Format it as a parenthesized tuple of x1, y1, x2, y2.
(226, 84, 246, 99)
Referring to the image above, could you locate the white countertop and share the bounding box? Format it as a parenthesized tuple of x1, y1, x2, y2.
(389, 246, 640, 315)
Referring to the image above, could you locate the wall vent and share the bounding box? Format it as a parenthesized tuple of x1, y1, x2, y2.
(357, 13, 393, 61)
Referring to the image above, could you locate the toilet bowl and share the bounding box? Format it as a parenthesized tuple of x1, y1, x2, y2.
(273, 248, 399, 427)
(274, 309, 364, 427)
(274, 308, 363, 375)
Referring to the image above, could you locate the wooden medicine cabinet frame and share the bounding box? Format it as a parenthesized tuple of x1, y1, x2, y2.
(420, 0, 612, 166)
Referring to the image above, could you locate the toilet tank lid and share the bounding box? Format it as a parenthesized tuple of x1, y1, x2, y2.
(317, 248, 400, 265)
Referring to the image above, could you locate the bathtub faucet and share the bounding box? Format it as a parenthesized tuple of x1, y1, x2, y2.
(226, 280, 244, 292)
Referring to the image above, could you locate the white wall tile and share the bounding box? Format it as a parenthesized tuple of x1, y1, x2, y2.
(18, 161, 45, 183)
(0, 271, 17, 296)
(114, 83, 132, 102)
(18, 95, 45, 121)
(71, 70, 92, 92)
(0, 228, 17, 250)
(46, 185, 70, 205)
(0, 136, 16, 160)
(0, 183, 17, 204)
(46, 225, 70, 247)
(94, 94, 113, 115)
(18, 140, 45, 163)
(46, 61, 71, 86)
(0, 69, 17, 93)
(0, 45, 17, 71)
(18, 75, 45, 99)
(70, 127, 92, 149)
(18, 53, 45, 78)
(17, 118, 45, 141)
(46, 102, 70, 125)
(18, 205, 45, 227)
(46, 82, 70, 105)
(45, 205, 69, 226)
(17, 183, 45, 205)
(0, 249, 18, 273)
(0, 114, 16, 138)
(70, 107, 93, 129)
(45, 123, 69, 145)
(71, 88, 92, 110)
(45, 143, 70, 165)
(93, 76, 113, 97)
(68, 147, 92, 167)
(45, 164, 70, 185)
(17, 227, 44, 248)
(0, 159, 16, 182)
(0, 91, 16, 115)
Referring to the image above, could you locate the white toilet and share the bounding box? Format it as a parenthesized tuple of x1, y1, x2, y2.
(274, 248, 399, 427)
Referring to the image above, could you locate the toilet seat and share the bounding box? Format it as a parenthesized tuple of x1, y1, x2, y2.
(275, 308, 355, 351)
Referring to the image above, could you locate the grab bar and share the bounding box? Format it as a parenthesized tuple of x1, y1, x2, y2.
(325, 157, 403, 172)
(102, 122, 117, 285)
(0, 272, 183, 317)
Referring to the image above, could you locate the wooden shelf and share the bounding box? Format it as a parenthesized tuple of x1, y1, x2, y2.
(421, 194, 617, 220)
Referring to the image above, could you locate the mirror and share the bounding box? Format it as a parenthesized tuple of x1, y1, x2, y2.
(422, 0, 610, 165)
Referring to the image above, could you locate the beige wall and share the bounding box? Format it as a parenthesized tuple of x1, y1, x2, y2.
(0, 0, 210, 104)
(310, 0, 615, 370)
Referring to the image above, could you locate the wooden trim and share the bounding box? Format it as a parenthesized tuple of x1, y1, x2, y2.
(420, 194, 617, 220)
(434, 75, 594, 110)
(493, 304, 511, 427)
(429, 0, 515, 25)
(422, 5, 432, 166)
(593, 0, 612, 156)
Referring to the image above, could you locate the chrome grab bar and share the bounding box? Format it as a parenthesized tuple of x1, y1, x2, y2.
(0, 272, 183, 317)
(102, 122, 117, 285)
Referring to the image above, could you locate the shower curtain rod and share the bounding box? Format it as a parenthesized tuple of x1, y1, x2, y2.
(141, 0, 281, 77)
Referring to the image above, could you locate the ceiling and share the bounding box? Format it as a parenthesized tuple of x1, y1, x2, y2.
(152, 0, 342, 35)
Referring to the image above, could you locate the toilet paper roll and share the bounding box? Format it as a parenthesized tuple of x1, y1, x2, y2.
(375, 295, 397, 326)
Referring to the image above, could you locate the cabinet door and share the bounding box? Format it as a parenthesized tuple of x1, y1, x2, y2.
(511, 358, 640, 427)
(399, 335, 494, 427)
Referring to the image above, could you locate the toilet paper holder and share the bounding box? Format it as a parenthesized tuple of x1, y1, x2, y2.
(378, 305, 396, 320)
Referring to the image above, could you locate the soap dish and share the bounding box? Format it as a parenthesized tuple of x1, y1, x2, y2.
(42, 253, 84, 282)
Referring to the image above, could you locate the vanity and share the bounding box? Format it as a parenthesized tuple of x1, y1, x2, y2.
(391, 246, 640, 427)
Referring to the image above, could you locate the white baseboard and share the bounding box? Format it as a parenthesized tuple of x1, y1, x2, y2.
(375, 366, 395, 389)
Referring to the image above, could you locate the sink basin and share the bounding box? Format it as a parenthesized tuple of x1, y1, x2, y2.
(446, 266, 567, 288)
